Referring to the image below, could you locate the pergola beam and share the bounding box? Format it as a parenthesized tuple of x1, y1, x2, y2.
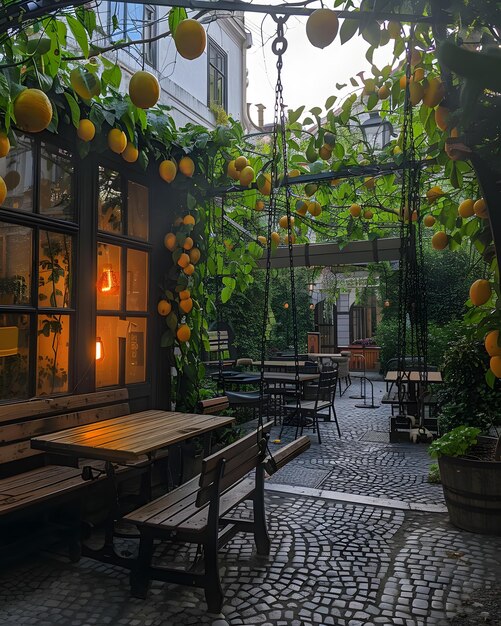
(0, 0, 452, 35)
(257, 237, 401, 269)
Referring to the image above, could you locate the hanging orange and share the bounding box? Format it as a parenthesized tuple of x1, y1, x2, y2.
(174, 19, 206, 60)
(306, 9, 339, 49)
(129, 70, 160, 109)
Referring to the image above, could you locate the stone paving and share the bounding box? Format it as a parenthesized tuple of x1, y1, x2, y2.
(1, 378, 500, 626)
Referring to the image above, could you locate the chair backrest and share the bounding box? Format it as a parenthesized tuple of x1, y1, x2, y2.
(0, 389, 130, 477)
(197, 396, 230, 415)
(315, 369, 338, 405)
(196, 421, 273, 507)
(207, 330, 230, 360)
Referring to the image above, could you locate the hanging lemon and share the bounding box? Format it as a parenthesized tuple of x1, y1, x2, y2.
(77, 119, 95, 142)
(0, 132, 10, 157)
(306, 9, 339, 49)
(129, 70, 160, 109)
(107, 129, 127, 154)
(159, 159, 177, 183)
(13, 89, 53, 133)
(122, 142, 139, 163)
(174, 19, 206, 60)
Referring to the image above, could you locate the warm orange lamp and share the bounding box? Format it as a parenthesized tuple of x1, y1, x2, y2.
(95, 337, 104, 361)
(97, 263, 120, 295)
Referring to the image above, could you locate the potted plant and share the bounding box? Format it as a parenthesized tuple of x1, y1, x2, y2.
(429, 426, 500, 535)
(0, 275, 27, 304)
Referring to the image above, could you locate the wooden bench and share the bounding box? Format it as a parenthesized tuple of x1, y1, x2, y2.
(197, 396, 230, 415)
(125, 424, 310, 614)
(0, 389, 132, 560)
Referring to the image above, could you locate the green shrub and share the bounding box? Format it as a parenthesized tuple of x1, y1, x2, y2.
(437, 337, 501, 433)
(428, 426, 482, 459)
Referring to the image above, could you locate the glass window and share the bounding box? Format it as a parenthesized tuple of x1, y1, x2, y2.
(97, 243, 121, 311)
(108, 2, 157, 68)
(128, 181, 149, 240)
(125, 317, 146, 384)
(126, 249, 148, 311)
(0, 136, 34, 213)
(40, 143, 74, 221)
(208, 39, 227, 109)
(96, 315, 120, 388)
(37, 314, 70, 395)
(0, 314, 30, 401)
(38, 231, 73, 308)
(98, 167, 123, 233)
(0, 222, 32, 305)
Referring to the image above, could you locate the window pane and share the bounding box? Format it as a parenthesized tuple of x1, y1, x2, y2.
(37, 314, 69, 395)
(0, 222, 31, 305)
(127, 249, 148, 311)
(40, 143, 74, 221)
(126, 317, 146, 384)
(127, 181, 149, 240)
(97, 243, 121, 310)
(39, 231, 73, 308)
(126, 3, 143, 40)
(96, 315, 120, 388)
(0, 136, 33, 213)
(98, 167, 123, 233)
(0, 313, 30, 400)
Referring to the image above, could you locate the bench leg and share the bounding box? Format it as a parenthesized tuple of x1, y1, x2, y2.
(130, 530, 154, 599)
(203, 540, 224, 614)
(254, 465, 270, 556)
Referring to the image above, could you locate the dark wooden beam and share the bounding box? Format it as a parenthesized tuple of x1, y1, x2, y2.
(257, 237, 401, 269)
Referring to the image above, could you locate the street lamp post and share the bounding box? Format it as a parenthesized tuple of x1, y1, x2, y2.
(361, 112, 393, 150)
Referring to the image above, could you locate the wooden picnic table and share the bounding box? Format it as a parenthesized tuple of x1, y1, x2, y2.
(31, 410, 235, 567)
(31, 410, 235, 464)
(385, 370, 443, 383)
(250, 360, 309, 370)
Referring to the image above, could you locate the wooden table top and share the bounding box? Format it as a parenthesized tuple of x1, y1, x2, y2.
(31, 410, 235, 464)
(242, 371, 319, 383)
(307, 353, 343, 359)
(385, 370, 443, 383)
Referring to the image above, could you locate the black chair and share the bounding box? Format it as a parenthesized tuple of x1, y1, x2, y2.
(282, 369, 341, 443)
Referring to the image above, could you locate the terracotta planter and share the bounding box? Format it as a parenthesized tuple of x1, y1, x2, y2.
(438, 437, 501, 535)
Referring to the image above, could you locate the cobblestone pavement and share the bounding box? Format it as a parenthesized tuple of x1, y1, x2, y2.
(267, 379, 444, 505)
(1, 378, 500, 625)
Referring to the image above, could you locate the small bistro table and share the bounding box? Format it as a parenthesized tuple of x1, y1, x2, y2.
(31, 410, 235, 565)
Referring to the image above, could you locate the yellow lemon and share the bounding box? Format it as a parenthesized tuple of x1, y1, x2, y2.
(179, 289, 190, 301)
(164, 232, 177, 251)
(189, 248, 201, 264)
(174, 19, 206, 60)
(0, 176, 6, 205)
(77, 119, 95, 142)
(177, 253, 190, 268)
(306, 9, 339, 49)
(423, 214, 436, 227)
(183, 214, 196, 225)
(474, 198, 488, 219)
(426, 186, 444, 203)
(431, 231, 448, 250)
(234, 156, 248, 171)
(177, 324, 191, 342)
(179, 297, 193, 314)
(485, 331, 501, 357)
(159, 159, 177, 183)
(307, 201, 322, 217)
(227, 160, 240, 181)
(0, 132, 10, 157)
(107, 128, 127, 154)
(157, 300, 172, 316)
(469, 279, 491, 306)
(270, 231, 280, 246)
(70, 67, 101, 100)
(183, 236, 194, 250)
(350, 203, 362, 218)
(183, 263, 195, 276)
(129, 70, 160, 109)
(239, 165, 255, 187)
(257, 235, 267, 246)
(122, 142, 139, 163)
(179, 156, 195, 177)
(255, 200, 265, 211)
(423, 77, 445, 108)
(490, 356, 501, 378)
(278, 215, 294, 229)
(13, 88, 53, 133)
(257, 173, 272, 196)
(458, 199, 475, 218)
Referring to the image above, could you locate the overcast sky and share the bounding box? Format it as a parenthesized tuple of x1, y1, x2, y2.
(245, 13, 396, 126)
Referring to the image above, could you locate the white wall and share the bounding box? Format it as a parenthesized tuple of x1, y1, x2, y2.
(99, 5, 249, 128)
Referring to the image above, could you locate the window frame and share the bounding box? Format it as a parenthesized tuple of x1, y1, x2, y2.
(207, 37, 228, 110)
(0, 134, 78, 400)
(108, 1, 158, 69)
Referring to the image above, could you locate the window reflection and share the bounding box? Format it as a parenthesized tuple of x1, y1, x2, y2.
(98, 167, 123, 233)
(0, 222, 32, 305)
(0, 314, 29, 400)
(126, 248, 148, 311)
(38, 231, 72, 308)
(37, 314, 69, 395)
(128, 181, 149, 240)
(40, 143, 74, 221)
(126, 317, 146, 384)
(97, 243, 121, 310)
(96, 315, 120, 388)
(0, 136, 33, 212)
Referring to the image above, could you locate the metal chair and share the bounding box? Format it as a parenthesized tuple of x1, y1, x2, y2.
(282, 369, 341, 443)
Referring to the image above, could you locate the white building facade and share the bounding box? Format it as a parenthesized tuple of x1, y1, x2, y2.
(101, 3, 252, 128)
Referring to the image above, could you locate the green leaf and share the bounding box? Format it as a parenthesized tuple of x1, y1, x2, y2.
(310, 106, 322, 117)
(168, 7, 188, 37)
(102, 63, 122, 89)
(486, 368, 496, 389)
(288, 106, 305, 125)
(160, 330, 174, 347)
(362, 22, 380, 47)
(340, 19, 358, 45)
(221, 286, 232, 303)
(187, 193, 197, 210)
(63, 92, 80, 128)
(67, 15, 89, 58)
(325, 95, 337, 110)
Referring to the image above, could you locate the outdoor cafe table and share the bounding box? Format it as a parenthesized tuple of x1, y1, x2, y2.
(383, 370, 443, 407)
(31, 410, 235, 565)
(250, 360, 308, 371)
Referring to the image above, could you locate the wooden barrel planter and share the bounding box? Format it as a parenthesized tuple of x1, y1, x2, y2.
(438, 438, 501, 535)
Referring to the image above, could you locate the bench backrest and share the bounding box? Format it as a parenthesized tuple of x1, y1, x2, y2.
(198, 396, 230, 415)
(196, 421, 273, 507)
(207, 330, 230, 359)
(0, 389, 130, 477)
